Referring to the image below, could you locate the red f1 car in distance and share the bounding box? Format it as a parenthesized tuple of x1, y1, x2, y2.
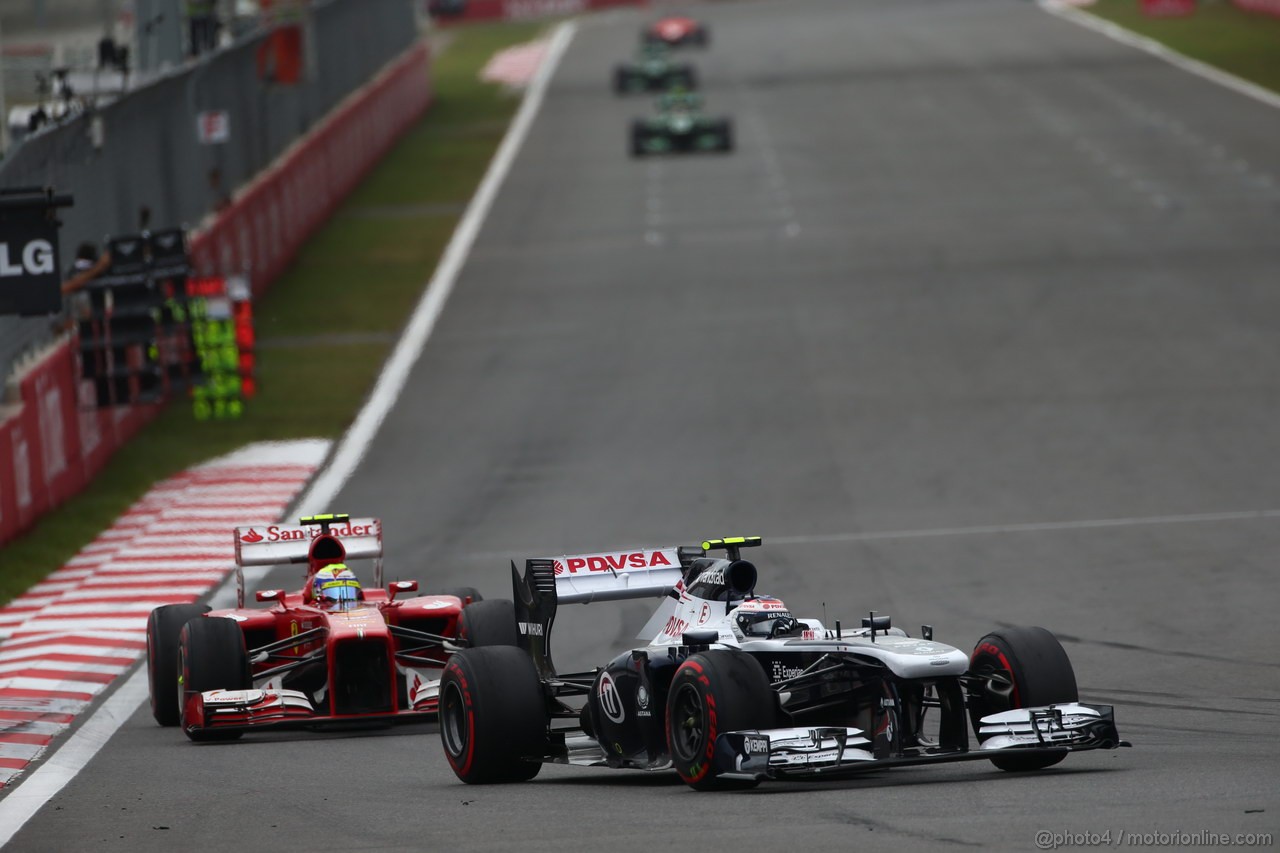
(643, 17, 709, 48)
(146, 514, 481, 741)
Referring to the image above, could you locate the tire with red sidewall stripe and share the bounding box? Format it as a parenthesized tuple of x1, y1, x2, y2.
(146, 603, 210, 726)
(439, 646, 546, 784)
(666, 650, 774, 791)
(969, 626, 1078, 771)
(178, 616, 251, 742)
(458, 599, 519, 648)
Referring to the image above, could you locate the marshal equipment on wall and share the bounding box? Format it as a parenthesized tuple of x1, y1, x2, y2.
(75, 229, 203, 407)
(0, 187, 74, 316)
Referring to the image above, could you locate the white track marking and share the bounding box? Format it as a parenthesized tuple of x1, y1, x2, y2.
(1039, 0, 1280, 111)
(459, 508, 1280, 562)
(0, 23, 578, 846)
(0, 669, 149, 844)
(296, 20, 578, 513)
(768, 509, 1280, 547)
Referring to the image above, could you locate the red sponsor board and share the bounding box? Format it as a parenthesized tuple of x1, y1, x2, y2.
(1233, 0, 1280, 15)
(0, 41, 434, 548)
(16, 343, 85, 509)
(1141, 0, 1196, 15)
(189, 42, 432, 297)
(0, 417, 19, 544)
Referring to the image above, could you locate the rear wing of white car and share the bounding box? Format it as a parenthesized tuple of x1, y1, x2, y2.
(511, 544, 712, 678)
(548, 548, 686, 604)
(233, 514, 383, 607)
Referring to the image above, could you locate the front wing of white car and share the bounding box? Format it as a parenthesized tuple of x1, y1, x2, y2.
(713, 703, 1128, 780)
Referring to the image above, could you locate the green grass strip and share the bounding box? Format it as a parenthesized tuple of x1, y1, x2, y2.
(0, 20, 546, 606)
(1082, 0, 1280, 93)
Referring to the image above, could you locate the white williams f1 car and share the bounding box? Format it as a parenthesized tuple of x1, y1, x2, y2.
(439, 537, 1129, 790)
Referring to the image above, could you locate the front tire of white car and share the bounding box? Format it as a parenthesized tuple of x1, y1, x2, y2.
(968, 626, 1078, 771)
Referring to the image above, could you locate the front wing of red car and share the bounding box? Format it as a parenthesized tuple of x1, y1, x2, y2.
(184, 685, 439, 734)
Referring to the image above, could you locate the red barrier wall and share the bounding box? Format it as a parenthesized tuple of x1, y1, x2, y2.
(1232, 0, 1280, 15)
(0, 40, 433, 548)
(435, 0, 645, 25)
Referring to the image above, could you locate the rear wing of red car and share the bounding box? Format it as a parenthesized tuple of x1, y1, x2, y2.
(233, 514, 383, 607)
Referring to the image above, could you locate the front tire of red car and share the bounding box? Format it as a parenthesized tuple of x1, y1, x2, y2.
(440, 647, 547, 784)
(968, 626, 1078, 771)
(146, 603, 209, 726)
(178, 616, 251, 743)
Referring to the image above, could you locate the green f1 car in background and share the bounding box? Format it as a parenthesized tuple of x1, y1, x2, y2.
(614, 44, 698, 94)
(630, 92, 733, 157)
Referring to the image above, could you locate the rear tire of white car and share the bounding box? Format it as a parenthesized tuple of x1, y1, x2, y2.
(969, 626, 1078, 771)
(439, 647, 546, 783)
(667, 650, 774, 790)
(178, 616, 251, 742)
(146, 603, 210, 726)
(458, 598, 519, 647)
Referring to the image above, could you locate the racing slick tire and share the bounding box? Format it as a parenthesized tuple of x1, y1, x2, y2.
(147, 604, 210, 726)
(669, 66, 698, 90)
(667, 650, 775, 790)
(458, 598, 519, 648)
(439, 646, 547, 783)
(968, 626, 1078, 771)
(438, 587, 483, 606)
(630, 121, 649, 157)
(613, 66, 633, 95)
(715, 119, 734, 152)
(178, 616, 252, 742)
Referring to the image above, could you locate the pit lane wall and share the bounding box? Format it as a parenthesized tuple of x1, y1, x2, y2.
(432, 0, 646, 24)
(0, 41, 433, 548)
(1232, 0, 1280, 16)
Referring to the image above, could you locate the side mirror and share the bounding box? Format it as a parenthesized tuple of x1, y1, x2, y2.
(388, 580, 418, 601)
(255, 589, 285, 603)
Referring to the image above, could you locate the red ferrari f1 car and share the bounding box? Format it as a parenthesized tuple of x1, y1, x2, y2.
(146, 514, 478, 741)
(643, 17, 709, 48)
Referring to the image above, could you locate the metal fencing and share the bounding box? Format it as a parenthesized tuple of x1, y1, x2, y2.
(0, 0, 418, 387)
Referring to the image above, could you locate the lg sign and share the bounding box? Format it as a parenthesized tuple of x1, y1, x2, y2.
(0, 240, 55, 277)
(0, 188, 71, 317)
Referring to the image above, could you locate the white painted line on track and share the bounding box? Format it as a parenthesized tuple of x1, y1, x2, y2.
(295, 19, 578, 513)
(768, 509, 1280, 547)
(459, 508, 1280, 563)
(0, 21, 578, 847)
(0, 668, 148, 845)
(1039, 0, 1280, 111)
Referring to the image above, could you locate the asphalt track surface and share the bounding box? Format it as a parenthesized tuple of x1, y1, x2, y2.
(8, 0, 1280, 849)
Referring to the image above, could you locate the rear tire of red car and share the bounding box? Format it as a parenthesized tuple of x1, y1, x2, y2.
(458, 598, 519, 647)
(146, 603, 210, 726)
(178, 616, 252, 742)
(439, 646, 547, 783)
(438, 586, 483, 606)
(968, 626, 1078, 771)
(667, 649, 775, 790)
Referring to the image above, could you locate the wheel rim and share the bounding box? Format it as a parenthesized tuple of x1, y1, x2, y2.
(971, 658, 1017, 713)
(669, 682, 707, 763)
(440, 680, 469, 760)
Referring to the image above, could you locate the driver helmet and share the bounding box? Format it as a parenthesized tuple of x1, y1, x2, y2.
(312, 564, 362, 610)
(735, 597, 797, 638)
